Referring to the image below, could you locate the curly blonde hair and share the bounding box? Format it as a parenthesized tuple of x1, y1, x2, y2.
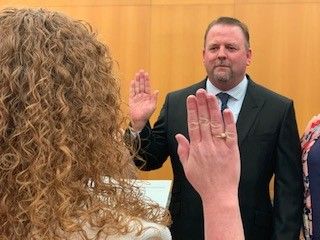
(0, 8, 170, 239)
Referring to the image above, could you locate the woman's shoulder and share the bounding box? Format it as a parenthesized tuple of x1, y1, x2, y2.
(303, 114, 320, 135)
(71, 217, 171, 240)
(107, 218, 171, 240)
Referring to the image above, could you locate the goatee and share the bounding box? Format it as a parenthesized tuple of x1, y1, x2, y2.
(213, 71, 232, 83)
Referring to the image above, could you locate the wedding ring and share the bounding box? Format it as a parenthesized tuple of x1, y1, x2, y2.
(215, 132, 228, 139)
(214, 131, 235, 140)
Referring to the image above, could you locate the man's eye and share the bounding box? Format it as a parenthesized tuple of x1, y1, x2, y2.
(227, 46, 237, 51)
(209, 47, 218, 51)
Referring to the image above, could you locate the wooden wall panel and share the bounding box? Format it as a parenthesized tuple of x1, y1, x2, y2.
(0, 0, 151, 7)
(236, 0, 320, 3)
(152, 0, 234, 4)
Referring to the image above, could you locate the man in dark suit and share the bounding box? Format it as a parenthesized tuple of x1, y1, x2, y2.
(129, 17, 303, 240)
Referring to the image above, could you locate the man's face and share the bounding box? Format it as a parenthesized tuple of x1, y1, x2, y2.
(203, 24, 252, 90)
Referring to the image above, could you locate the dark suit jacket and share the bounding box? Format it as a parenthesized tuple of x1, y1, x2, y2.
(135, 76, 303, 240)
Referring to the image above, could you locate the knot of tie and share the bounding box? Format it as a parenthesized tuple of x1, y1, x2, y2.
(216, 92, 230, 112)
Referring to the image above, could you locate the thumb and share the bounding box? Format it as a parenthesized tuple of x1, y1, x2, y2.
(175, 134, 190, 167)
(152, 90, 159, 100)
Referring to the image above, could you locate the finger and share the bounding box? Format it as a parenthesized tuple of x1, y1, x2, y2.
(207, 93, 224, 137)
(144, 72, 151, 94)
(134, 72, 140, 95)
(175, 134, 190, 167)
(139, 70, 147, 93)
(195, 89, 211, 141)
(151, 90, 159, 103)
(129, 79, 135, 98)
(222, 109, 238, 145)
(186, 95, 200, 143)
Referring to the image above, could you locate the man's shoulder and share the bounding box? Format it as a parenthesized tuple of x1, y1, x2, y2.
(248, 78, 293, 104)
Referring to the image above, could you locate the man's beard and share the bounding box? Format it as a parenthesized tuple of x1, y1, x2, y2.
(213, 67, 233, 83)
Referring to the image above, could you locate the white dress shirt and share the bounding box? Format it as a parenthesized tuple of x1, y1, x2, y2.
(206, 76, 248, 122)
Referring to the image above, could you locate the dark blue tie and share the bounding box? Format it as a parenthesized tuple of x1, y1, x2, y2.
(216, 92, 230, 112)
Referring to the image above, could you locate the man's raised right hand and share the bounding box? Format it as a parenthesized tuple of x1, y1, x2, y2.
(129, 69, 159, 132)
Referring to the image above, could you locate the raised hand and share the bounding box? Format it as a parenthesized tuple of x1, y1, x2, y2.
(175, 89, 240, 200)
(175, 89, 244, 240)
(129, 70, 159, 131)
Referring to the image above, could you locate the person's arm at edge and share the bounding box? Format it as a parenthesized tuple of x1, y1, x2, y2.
(128, 70, 169, 170)
(202, 193, 243, 240)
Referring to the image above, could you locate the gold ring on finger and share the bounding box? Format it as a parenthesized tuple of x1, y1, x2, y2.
(214, 132, 228, 139)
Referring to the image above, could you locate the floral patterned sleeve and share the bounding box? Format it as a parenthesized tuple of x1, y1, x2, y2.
(301, 114, 320, 240)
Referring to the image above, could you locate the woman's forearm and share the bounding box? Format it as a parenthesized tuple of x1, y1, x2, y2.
(202, 194, 244, 240)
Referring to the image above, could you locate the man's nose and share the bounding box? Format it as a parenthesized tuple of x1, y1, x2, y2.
(217, 47, 227, 59)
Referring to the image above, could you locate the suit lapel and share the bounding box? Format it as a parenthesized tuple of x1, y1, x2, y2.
(236, 78, 265, 146)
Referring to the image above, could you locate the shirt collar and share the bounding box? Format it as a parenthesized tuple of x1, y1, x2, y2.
(206, 75, 248, 100)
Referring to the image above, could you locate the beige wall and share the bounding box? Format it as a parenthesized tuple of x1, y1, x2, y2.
(1, 0, 320, 182)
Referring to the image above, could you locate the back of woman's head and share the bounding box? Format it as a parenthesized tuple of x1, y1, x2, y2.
(0, 8, 169, 239)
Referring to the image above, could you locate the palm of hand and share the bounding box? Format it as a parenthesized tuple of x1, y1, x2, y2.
(129, 92, 157, 123)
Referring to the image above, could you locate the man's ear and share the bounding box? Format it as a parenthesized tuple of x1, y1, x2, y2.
(202, 49, 206, 63)
(246, 49, 252, 66)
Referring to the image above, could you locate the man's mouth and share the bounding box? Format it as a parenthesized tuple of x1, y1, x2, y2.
(216, 65, 229, 67)
(215, 65, 230, 69)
